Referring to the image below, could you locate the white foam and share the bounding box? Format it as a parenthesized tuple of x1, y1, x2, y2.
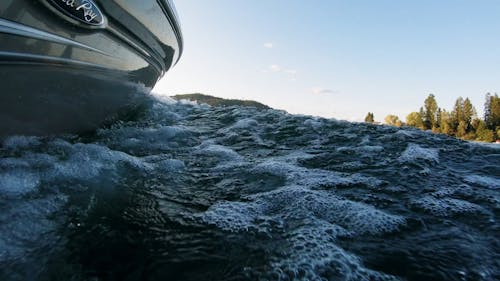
(411, 196, 485, 217)
(142, 155, 186, 173)
(268, 222, 400, 281)
(274, 151, 316, 163)
(199, 186, 404, 279)
(155, 159, 185, 172)
(201, 201, 269, 233)
(229, 118, 259, 130)
(0, 157, 31, 169)
(216, 117, 270, 147)
(468, 141, 500, 149)
(259, 186, 404, 235)
(399, 143, 439, 163)
(338, 132, 358, 139)
(200, 185, 405, 236)
(49, 142, 152, 181)
(148, 101, 183, 122)
(151, 126, 188, 139)
(464, 175, 500, 190)
(178, 98, 200, 106)
(360, 136, 371, 145)
(303, 118, 324, 130)
(2, 135, 40, 150)
(100, 125, 190, 145)
(151, 94, 177, 104)
(0, 171, 40, 197)
(253, 160, 381, 189)
(125, 126, 188, 142)
(197, 143, 244, 162)
(395, 129, 419, 138)
(337, 145, 384, 153)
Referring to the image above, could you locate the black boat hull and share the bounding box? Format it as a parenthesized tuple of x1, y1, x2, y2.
(0, 0, 182, 137)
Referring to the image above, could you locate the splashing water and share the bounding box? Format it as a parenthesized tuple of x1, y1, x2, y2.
(0, 96, 498, 281)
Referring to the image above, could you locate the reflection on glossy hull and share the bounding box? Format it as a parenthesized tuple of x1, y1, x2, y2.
(0, 0, 182, 137)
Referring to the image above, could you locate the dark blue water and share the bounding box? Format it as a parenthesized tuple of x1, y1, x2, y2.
(0, 96, 499, 281)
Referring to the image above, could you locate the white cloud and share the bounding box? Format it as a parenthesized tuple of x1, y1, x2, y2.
(263, 42, 273, 48)
(263, 65, 298, 81)
(269, 64, 282, 72)
(267, 66, 297, 75)
(311, 87, 338, 95)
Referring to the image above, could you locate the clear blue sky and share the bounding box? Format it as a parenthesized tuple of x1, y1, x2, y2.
(154, 0, 500, 122)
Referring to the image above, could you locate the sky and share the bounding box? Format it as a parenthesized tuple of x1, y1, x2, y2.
(154, 0, 500, 122)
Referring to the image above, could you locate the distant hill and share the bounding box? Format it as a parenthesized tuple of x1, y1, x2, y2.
(171, 93, 270, 110)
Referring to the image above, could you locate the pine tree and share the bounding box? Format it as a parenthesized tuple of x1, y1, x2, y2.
(365, 93, 497, 141)
(475, 119, 494, 142)
(419, 107, 426, 129)
(463, 98, 476, 132)
(484, 93, 492, 128)
(456, 121, 467, 138)
(423, 94, 439, 130)
(451, 97, 464, 134)
(364, 112, 375, 123)
(435, 108, 442, 133)
(484, 93, 500, 140)
(439, 109, 452, 135)
(471, 118, 481, 131)
(490, 94, 500, 130)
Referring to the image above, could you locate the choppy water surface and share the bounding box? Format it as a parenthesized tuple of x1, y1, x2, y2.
(1, 97, 499, 281)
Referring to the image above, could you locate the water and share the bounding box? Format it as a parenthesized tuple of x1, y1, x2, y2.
(0, 96, 499, 281)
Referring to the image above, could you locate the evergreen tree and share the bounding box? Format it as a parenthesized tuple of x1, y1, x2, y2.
(456, 121, 467, 138)
(451, 97, 464, 134)
(419, 107, 426, 128)
(435, 108, 442, 133)
(490, 94, 500, 129)
(364, 112, 375, 123)
(423, 94, 439, 130)
(471, 118, 482, 132)
(484, 93, 500, 139)
(439, 109, 452, 135)
(484, 93, 492, 128)
(365, 93, 497, 141)
(466, 118, 482, 140)
(475, 119, 494, 142)
(463, 98, 476, 132)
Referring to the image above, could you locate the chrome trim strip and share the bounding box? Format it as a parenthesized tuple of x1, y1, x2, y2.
(0, 18, 110, 56)
(0, 51, 106, 69)
(157, 0, 183, 64)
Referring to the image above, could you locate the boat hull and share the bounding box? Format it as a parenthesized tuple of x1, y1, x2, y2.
(0, 0, 182, 137)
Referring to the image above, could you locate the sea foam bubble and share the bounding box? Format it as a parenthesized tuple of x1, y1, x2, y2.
(398, 143, 439, 163)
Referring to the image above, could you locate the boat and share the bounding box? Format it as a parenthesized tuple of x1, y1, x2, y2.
(0, 0, 183, 137)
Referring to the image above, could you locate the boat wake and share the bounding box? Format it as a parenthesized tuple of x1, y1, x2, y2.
(0, 96, 498, 281)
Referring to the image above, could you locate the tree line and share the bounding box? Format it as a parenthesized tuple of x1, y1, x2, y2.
(364, 93, 500, 142)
